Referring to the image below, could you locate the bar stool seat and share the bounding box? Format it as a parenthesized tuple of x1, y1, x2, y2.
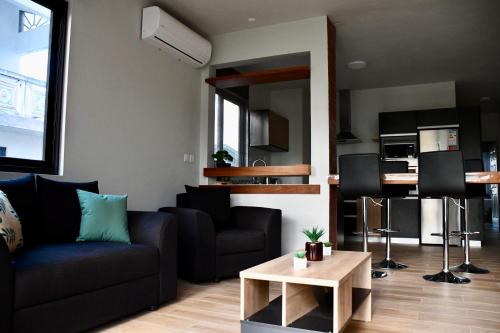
(419, 151, 470, 284)
(339, 154, 387, 279)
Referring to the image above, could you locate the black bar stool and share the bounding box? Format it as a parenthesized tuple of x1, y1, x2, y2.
(451, 159, 489, 274)
(419, 151, 470, 284)
(339, 153, 387, 279)
(374, 161, 410, 270)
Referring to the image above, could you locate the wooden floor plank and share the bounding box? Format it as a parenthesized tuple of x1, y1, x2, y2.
(94, 224, 500, 333)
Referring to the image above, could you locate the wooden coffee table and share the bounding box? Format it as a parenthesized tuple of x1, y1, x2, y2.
(240, 251, 372, 333)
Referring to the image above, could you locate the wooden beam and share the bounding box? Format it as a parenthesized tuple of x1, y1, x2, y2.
(205, 65, 310, 89)
(327, 19, 338, 248)
(203, 164, 311, 177)
(199, 184, 320, 195)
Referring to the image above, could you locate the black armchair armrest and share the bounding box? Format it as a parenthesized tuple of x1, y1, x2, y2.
(128, 211, 177, 304)
(159, 207, 216, 283)
(0, 237, 13, 333)
(231, 206, 282, 260)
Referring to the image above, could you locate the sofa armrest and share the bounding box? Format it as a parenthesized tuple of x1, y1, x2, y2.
(231, 206, 282, 260)
(0, 237, 13, 333)
(159, 207, 216, 283)
(128, 211, 177, 304)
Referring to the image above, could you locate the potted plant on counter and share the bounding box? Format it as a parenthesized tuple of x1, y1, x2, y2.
(302, 226, 325, 261)
(293, 251, 307, 269)
(323, 241, 333, 256)
(212, 150, 233, 167)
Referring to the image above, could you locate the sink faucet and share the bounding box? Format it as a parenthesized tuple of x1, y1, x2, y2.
(252, 159, 267, 167)
(252, 159, 269, 184)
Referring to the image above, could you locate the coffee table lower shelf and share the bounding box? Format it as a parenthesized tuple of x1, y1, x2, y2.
(242, 288, 371, 333)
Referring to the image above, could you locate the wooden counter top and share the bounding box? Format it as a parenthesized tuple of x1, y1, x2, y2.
(203, 164, 311, 178)
(328, 171, 500, 185)
(200, 184, 320, 194)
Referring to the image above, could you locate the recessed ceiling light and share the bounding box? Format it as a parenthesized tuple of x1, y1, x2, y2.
(248, 17, 256, 22)
(480, 96, 491, 102)
(348, 60, 367, 70)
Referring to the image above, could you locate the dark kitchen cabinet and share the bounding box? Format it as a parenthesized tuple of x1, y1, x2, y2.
(459, 107, 482, 160)
(381, 198, 419, 238)
(379, 111, 417, 135)
(417, 108, 458, 128)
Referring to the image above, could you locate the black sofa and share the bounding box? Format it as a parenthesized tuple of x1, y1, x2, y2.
(159, 188, 281, 283)
(0, 175, 177, 333)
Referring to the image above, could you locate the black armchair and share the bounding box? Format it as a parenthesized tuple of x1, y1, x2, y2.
(159, 193, 281, 283)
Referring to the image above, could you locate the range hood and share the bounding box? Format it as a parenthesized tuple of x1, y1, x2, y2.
(336, 89, 361, 144)
(250, 109, 289, 152)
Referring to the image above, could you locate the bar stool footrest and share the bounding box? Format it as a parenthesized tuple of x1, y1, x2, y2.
(430, 232, 462, 238)
(374, 228, 400, 233)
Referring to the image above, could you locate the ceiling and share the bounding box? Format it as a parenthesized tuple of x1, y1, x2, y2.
(156, 0, 500, 106)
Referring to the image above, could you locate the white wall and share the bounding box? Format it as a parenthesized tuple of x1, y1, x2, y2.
(337, 81, 456, 156)
(1, 0, 201, 211)
(199, 17, 330, 253)
(0, 126, 43, 160)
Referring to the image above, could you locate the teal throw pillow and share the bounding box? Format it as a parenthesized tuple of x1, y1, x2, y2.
(76, 190, 130, 243)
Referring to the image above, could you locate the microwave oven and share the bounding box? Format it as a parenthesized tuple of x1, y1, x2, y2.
(381, 138, 417, 158)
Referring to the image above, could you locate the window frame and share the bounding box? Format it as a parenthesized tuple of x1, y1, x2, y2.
(0, 0, 68, 175)
(214, 89, 248, 167)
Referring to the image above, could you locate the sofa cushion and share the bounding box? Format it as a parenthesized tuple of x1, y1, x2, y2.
(0, 191, 23, 252)
(13, 242, 159, 309)
(216, 228, 265, 255)
(184, 186, 230, 230)
(37, 176, 99, 243)
(0, 175, 38, 247)
(77, 190, 130, 243)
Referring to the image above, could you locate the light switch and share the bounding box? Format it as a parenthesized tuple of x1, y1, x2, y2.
(183, 154, 189, 163)
(189, 154, 195, 163)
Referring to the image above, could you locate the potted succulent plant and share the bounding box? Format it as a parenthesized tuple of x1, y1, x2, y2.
(323, 241, 333, 256)
(293, 251, 307, 269)
(212, 150, 234, 167)
(302, 226, 325, 261)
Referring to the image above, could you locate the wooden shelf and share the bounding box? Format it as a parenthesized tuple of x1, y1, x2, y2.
(199, 184, 320, 195)
(205, 65, 310, 89)
(204, 164, 311, 178)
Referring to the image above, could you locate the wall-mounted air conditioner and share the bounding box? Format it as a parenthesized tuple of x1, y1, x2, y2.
(141, 6, 212, 68)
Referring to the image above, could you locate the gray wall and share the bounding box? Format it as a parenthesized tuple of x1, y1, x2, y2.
(336, 81, 456, 157)
(1, 0, 201, 211)
(248, 80, 311, 183)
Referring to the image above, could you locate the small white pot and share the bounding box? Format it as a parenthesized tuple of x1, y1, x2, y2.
(323, 246, 332, 256)
(293, 257, 307, 269)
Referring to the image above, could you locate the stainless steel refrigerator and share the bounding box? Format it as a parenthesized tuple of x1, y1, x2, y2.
(419, 128, 462, 245)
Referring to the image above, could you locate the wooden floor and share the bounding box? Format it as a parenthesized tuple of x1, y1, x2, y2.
(95, 224, 500, 333)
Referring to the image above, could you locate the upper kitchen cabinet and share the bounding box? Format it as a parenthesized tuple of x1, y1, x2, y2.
(458, 107, 482, 160)
(250, 109, 289, 152)
(417, 108, 459, 129)
(379, 111, 417, 136)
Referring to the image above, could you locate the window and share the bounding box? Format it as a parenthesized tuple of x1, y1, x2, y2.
(214, 92, 247, 167)
(0, 0, 68, 174)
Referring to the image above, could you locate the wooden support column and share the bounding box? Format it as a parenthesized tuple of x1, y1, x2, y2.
(327, 18, 338, 247)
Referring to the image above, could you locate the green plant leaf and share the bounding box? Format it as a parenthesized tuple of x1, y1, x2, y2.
(301, 226, 325, 242)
